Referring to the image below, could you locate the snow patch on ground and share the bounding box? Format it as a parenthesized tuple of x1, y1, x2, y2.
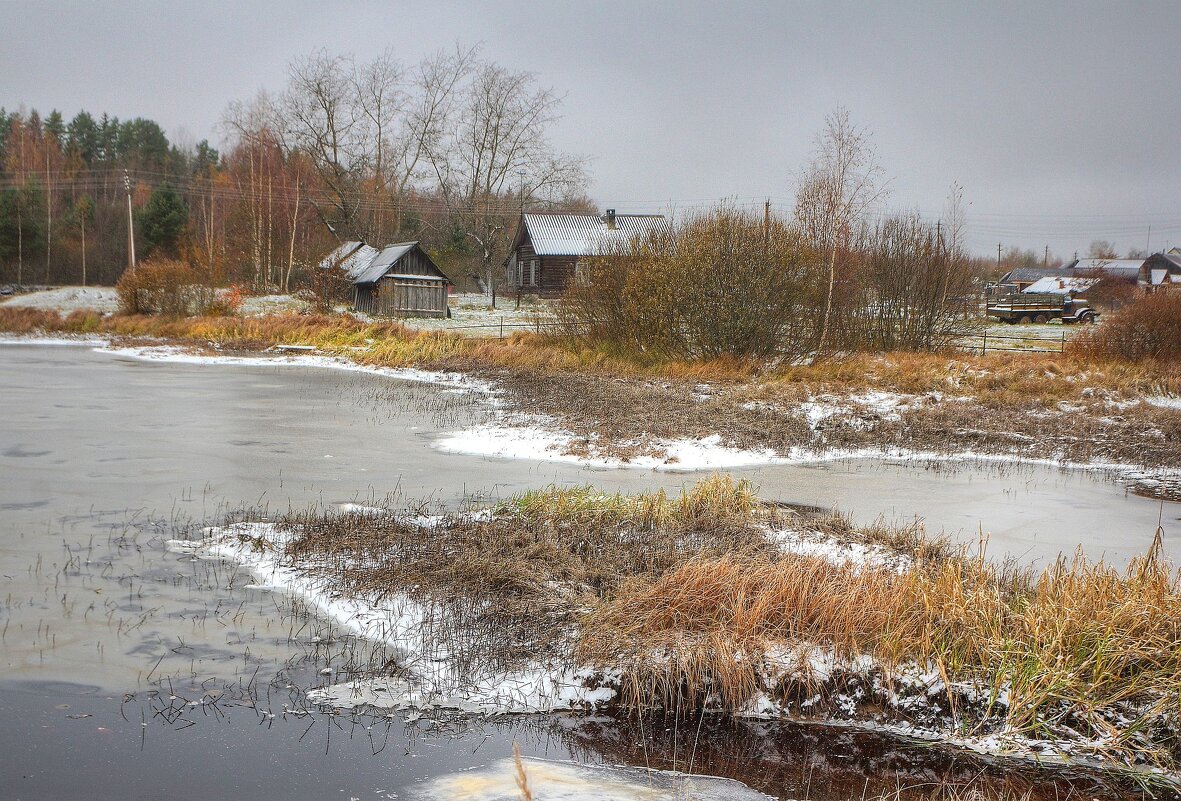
(0, 286, 119, 314)
(435, 425, 786, 471)
(765, 526, 912, 573)
(1146, 396, 1181, 410)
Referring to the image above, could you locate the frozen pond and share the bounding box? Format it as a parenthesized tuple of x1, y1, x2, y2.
(0, 342, 1174, 800)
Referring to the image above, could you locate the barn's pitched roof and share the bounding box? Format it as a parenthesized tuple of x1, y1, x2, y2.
(351, 241, 450, 286)
(1066, 258, 1145, 280)
(1000, 267, 1062, 284)
(352, 242, 418, 284)
(516, 212, 666, 257)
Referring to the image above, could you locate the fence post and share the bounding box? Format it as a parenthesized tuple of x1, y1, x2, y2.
(500, 318, 504, 339)
(981, 331, 987, 356)
(1061, 330, 1066, 354)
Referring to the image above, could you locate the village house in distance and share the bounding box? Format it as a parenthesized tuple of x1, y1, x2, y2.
(504, 210, 666, 297)
(998, 253, 1181, 294)
(319, 241, 453, 318)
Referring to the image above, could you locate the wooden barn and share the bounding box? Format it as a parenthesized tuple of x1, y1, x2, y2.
(323, 241, 452, 317)
(504, 210, 665, 298)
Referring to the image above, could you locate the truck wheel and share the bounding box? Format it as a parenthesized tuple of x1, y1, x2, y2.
(1019, 315, 1032, 325)
(1033, 313, 1048, 324)
(1080, 312, 1096, 324)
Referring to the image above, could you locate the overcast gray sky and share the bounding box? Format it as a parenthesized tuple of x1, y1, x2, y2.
(2, 0, 1179, 257)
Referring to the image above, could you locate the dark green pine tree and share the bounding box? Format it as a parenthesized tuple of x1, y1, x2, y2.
(135, 184, 189, 258)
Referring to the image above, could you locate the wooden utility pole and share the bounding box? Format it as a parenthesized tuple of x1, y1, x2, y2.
(997, 243, 1002, 267)
(763, 199, 771, 251)
(124, 170, 136, 274)
(45, 150, 52, 283)
(1043, 245, 1049, 268)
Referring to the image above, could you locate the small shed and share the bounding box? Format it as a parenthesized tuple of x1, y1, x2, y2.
(329, 241, 452, 318)
(504, 210, 666, 297)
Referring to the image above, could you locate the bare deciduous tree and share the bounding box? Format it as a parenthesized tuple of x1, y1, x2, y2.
(1087, 239, 1118, 260)
(794, 107, 887, 355)
(424, 60, 586, 296)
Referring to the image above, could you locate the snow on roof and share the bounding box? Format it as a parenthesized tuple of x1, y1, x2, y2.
(521, 213, 665, 257)
(318, 240, 364, 271)
(1022, 276, 1097, 294)
(1150, 269, 1178, 285)
(1001, 267, 1061, 284)
(352, 242, 418, 284)
(338, 244, 380, 281)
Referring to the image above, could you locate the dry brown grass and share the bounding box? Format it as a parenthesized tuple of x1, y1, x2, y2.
(771, 350, 1181, 405)
(3, 304, 1178, 398)
(262, 476, 1181, 769)
(580, 531, 1181, 766)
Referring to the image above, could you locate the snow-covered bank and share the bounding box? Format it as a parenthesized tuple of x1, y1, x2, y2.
(167, 521, 618, 715)
(5, 335, 1174, 489)
(98, 344, 498, 395)
(0, 335, 111, 347)
(162, 500, 1181, 781)
(433, 421, 1180, 492)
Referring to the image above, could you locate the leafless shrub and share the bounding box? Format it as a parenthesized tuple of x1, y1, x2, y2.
(115, 259, 224, 317)
(558, 206, 816, 360)
(1069, 291, 1181, 362)
(850, 214, 982, 351)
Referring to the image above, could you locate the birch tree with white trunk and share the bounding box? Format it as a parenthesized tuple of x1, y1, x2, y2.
(795, 108, 887, 356)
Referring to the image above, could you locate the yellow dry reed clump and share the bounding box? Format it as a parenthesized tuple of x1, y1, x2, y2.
(578, 522, 1181, 766)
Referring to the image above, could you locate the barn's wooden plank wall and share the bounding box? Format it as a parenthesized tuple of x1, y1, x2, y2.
(354, 277, 448, 318)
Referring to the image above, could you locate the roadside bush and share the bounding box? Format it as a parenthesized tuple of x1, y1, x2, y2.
(115, 259, 222, 317)
(558, 207, 817, 360)
(850, 215, 982, 351)
(1069, 291, 1181, 362)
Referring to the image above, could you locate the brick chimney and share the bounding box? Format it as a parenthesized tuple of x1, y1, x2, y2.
(604, 209, 617, 230)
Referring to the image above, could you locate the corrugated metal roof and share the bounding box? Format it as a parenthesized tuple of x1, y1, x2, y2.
(522, 213, 665, 256)
(1070, 258, 1145, 278)
(352, 242, 417, 284)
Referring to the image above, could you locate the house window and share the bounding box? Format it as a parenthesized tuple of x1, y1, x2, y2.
(529, 259, 538, 286)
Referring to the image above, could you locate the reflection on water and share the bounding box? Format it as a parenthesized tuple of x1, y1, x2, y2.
(416, 757, 771, 801)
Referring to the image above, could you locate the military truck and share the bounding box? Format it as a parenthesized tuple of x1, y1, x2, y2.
(986, 293, 1099, 325)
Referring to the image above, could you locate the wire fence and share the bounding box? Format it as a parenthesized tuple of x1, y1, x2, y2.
(423, 316, 1072, 356)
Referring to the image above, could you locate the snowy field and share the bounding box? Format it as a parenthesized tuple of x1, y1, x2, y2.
(0, 286, 554, 336)
(400, 292, 557, 336)
(1, 286, 120, 314)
